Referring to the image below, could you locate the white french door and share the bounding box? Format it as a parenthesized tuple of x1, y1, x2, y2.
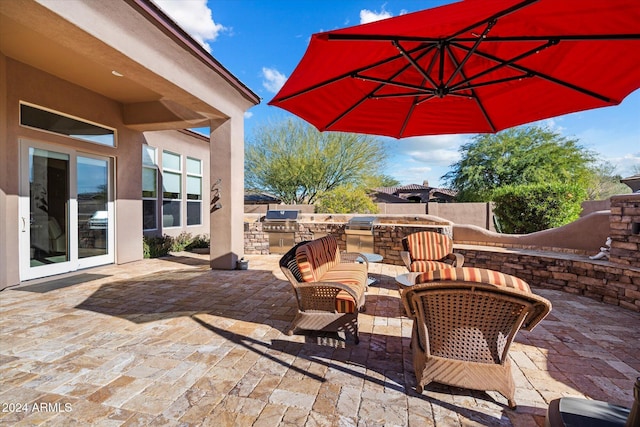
(19, 140, 114, 281)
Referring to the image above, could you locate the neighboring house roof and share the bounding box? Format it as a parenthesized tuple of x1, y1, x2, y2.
(374, 184, 429, 194)
(245, 193, 282, 204)
(429, 188, 458, 198)
(369, 192, 408, 204)
(372, 185, 457, 202)
(620, 174, 640, 192)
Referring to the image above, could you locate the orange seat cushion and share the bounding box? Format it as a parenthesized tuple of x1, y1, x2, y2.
(417, 267, 531, 293)
(409, 260, 454, 273)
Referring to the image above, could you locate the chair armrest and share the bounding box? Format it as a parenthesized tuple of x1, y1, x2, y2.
(521, 296, 552, 331)
(341, 251, 369, 268)
(400, 251, 412, 269)
(442, 252, 464, 267)
(296, 281, 365, 311)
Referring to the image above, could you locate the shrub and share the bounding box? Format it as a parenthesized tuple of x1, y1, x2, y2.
(143, 235, 173, 258)
(315, 185, 379, 214)
(185, 234, 210, 250)
(170, 232, 193, 252)
(143, 233, 210, 258)
(492, 183, 586, 234)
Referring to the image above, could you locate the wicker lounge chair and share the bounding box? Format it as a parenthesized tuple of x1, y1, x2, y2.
(400, 231, 464, 272)
(279, 237, 368, 344)
(403, 267, 551, 408)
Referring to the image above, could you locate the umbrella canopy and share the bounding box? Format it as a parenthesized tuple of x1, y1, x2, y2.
(269, 0, 640, 138)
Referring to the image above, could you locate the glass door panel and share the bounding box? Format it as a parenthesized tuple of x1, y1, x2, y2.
(29, 148, 70, 267)
(20, 141, 114, 281)
(77, 157, 109, 259)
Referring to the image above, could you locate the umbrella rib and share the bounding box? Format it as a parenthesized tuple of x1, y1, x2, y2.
(271, 44, 430, 103)
(456, 34, 640, 43)
(453, 74, 533, 92)
(324, 0, 538, 43)
(356, 74, 436, 94)
(448, 39, 555, 92)
(399, 101, 418, 138)
(399, 75, 431, 138)
(445, 20, 495, 88)
(393, 41, 439, 89)
(445, 44, 497, 132)
(446, 0, 538, 41)
(373, 91, 435, 99)
(324, 33, 640, 43)
(324, 47, 429, 130)
(454, 43, 616, 103)
(416, 92, 469, 103)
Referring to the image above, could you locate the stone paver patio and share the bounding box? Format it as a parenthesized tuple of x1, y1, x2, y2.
(1, 253, 638, 426)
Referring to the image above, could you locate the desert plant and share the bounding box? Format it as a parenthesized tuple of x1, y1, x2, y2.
(143, 235, 173, 258)
(443, 126, 595, 202)
(170, 232, 194, 252)
(315, 185, 379, 214)
(492, 183, 586, 234)
(185, 234, 210, 250)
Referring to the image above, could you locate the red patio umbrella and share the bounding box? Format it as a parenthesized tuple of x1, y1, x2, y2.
(269, 0, 640, 138)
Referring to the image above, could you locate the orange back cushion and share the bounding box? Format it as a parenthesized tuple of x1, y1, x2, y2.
(406, 231, 452, 261)
(295, 235, 341, 282)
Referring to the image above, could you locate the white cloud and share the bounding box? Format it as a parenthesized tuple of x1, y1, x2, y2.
(408, 148, 461, 165)
(600, 152, 640, 178)
(390, 165, 433, 185)
(387, 134, 467, 164)
(152, 0, 225, 52)
(360, 6, 393, 24)
(262, 67, 287, 93)
(244, 111, 254, 119)
(383, 134, 469, 186)
(529, 117, 567, 134)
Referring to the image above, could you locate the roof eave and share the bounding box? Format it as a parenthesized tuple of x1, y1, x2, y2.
(127, 0, 260, 106)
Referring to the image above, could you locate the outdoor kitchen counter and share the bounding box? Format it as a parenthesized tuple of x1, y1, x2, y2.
(245, 212, 453, 225)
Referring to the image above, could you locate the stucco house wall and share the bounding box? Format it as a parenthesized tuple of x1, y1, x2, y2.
(1, 58, 145, 284)
(142, 130, 211, 239)
(0, 0, 259, 289)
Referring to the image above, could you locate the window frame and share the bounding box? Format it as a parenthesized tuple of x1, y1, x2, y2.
(19, 102, 117, 147)
(162, 150, 182, 228)
(186, 157, 203, 227)
(142, 146, 158, 231)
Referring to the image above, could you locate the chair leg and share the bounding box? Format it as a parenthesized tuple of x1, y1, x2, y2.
(351, 317, 359, 344)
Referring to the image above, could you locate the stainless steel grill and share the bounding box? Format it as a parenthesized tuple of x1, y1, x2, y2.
(345, 216, 378, 253)
(263, 210, 300, 254)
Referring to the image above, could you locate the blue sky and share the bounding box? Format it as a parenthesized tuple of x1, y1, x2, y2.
(154, 0, 640, 187)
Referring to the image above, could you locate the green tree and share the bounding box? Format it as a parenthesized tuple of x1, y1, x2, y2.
(245, 118, 387, 204)
(442, 126, 596, 202)
(493, 183, 587, 233)
(364, 174, 401, 188)
(587, 162, 631, 200)
(315, 184, 379, 214)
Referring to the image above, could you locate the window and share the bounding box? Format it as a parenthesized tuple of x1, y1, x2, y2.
(142, 146, 157, 230)
(162, 151, 181, 227)
(186, 157, 202, 226)
(20, 102, 115, 147)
